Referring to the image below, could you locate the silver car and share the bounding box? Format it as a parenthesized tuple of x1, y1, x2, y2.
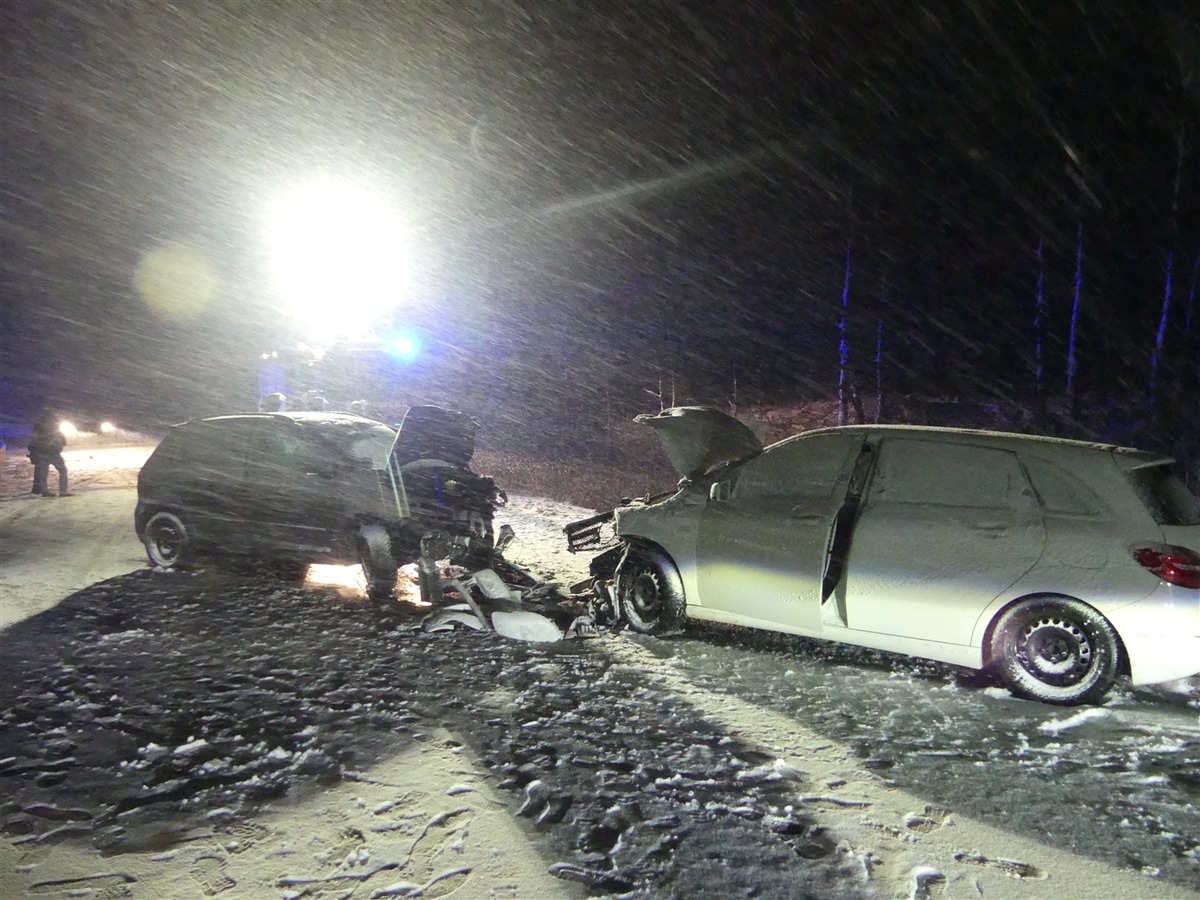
(569, 407, 1200, 705)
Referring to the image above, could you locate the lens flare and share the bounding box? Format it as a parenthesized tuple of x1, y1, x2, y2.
(134, 242, 220, 322)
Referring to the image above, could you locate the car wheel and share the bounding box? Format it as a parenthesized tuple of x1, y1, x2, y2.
(358, 523, 398, 601)
(616, 544, 685, 635)
(989, 597, 1121, 706)
(144, 510, 192, 569)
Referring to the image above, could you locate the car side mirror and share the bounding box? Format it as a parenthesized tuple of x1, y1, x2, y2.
(709, 480, 730, 502)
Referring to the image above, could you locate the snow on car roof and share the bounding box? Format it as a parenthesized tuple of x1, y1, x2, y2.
(790, 423, 1161, 458)
(180, 411, 391, 430)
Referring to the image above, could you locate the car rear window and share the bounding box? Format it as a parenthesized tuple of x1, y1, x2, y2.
(148, 429, 188, 462)
(1127, 463, 1200, 526)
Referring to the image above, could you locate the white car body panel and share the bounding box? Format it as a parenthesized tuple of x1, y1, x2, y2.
(682, 599, 985, 670)
(1105, 583, 1200, 685)
(1161, 523, 1199, 554)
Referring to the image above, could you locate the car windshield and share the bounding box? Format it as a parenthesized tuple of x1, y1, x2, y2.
(344, 424, 398, 470)
(1128, 463, 1200, 526)
(301, 421, 396, 471)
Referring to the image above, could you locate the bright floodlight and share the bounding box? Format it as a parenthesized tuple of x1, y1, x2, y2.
(99, 421, 117, 434)
(58, 421, 78, 438)
(265, 181, 413, 339)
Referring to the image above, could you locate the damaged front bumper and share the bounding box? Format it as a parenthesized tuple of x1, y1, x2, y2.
(564, 513, 629, 626)
(417, 527, 598, 642)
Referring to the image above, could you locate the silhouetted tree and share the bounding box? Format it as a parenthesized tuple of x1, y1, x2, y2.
(1033, 237, 1047, 425)
(838, 243, 851, 426)
(1150, 128, 1186, 408)
(1066, 224, 1084, 418)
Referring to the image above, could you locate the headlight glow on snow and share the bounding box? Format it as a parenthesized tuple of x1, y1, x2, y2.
(305, 563, 430, 606)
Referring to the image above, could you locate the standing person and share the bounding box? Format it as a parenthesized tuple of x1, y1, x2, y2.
(28, 414, 70, 497)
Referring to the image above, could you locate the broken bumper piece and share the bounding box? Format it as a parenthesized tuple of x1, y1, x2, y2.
(417, 548, 597, 643)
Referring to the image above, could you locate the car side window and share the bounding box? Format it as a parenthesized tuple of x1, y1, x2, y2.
(187, 423, 246, 471)
(731, 434, 857, 502)
(871, 439, 1027, 509)
(1020, 455, 1105, 516)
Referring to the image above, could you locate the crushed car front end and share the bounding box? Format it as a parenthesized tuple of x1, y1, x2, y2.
(565, 406, 763, 624)
(384, 405, 506, 569)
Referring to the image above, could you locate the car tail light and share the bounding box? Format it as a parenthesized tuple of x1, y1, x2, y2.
(1134, 545, 1200, 589)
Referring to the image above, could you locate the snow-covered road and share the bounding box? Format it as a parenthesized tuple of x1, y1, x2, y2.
(0, 479, 1197, 899)
(656, 620, 1200, 881)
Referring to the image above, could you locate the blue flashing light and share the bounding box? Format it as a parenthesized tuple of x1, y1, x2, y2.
(386, 329, 422, 361)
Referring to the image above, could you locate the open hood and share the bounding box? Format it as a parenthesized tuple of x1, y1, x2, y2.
(392, 405, 478, 468)
(634, 406, 762, 479)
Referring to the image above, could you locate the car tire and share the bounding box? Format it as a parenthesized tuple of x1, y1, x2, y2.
(989, 596, 1122, 706)
(358, 523, 398, 601)
(616, 544, 686, 635)
(143, 510, 192, 569)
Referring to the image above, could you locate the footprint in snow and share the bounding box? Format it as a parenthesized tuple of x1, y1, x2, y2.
(903, 805, 951, 833)
(403, 808, 475, 898)
(189, 852, 236, 896)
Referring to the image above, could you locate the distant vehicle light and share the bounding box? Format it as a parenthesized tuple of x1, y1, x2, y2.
(58, 421, 78, 438)
(100, 421, 117, 434)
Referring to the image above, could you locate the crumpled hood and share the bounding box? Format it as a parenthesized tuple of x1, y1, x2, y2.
(634, 406, 762, 480)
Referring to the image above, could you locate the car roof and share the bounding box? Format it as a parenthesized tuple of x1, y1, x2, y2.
(786, 424, 1167, 466)
(175, 412, 392, 430)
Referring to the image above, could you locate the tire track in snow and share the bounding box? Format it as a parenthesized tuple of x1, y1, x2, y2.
(603, 634, 1199, 900)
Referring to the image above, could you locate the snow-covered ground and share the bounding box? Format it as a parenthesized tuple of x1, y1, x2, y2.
(0, 451, 1198, 899)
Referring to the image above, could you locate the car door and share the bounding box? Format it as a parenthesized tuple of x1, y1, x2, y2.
(695, 432, 861, 633)
(241, 420, 344, 555)
(176, 421, 252, 539)
(842, 437, 1046, 645)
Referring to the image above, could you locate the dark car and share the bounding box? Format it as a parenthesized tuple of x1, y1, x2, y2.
(134, 406, 503, 599)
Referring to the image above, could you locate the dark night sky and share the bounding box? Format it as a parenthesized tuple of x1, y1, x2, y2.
(1, 0, 1198, 432)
